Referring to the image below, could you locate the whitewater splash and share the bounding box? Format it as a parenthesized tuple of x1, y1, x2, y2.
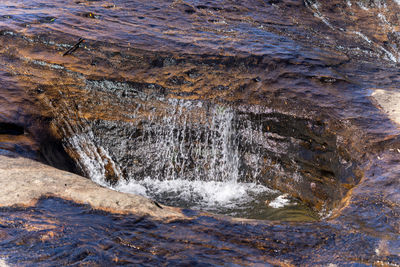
(114, 178, 274, 212)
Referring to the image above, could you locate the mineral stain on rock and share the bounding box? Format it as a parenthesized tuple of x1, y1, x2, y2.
(0, 0, 399, 265)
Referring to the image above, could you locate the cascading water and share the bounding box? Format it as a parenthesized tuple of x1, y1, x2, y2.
(55, 80, 318, 219)
(113, 100, 276, 213)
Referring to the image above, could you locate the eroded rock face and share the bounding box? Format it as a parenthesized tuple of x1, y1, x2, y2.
(0, 0, 400, 265)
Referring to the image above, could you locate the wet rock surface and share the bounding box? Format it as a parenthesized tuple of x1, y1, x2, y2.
(0, 0, 400, 265)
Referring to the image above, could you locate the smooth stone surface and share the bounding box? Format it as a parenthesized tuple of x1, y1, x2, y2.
(372, 89, 400, 126)
(0, 153, 184, 220)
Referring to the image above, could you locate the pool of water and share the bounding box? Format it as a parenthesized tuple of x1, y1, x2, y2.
(114, 177, 319, 221)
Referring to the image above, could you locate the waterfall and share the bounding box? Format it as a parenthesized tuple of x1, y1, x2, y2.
(140, 100, 240, 183)
(112, 100, 274, 211)
(56, 80, 287, 213)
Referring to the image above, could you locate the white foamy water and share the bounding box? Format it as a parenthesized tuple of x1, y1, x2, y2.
(0, 259, 9, 267)
(114, 177, 276, 210)
(268, 194, 293, 208)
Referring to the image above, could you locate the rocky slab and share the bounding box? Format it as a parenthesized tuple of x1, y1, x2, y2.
(0, 152, 183, 220)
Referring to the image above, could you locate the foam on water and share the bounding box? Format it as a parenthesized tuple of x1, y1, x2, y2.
(0, 259, 9, 267)
(268, 194, 293, 208)
(114, 177, 275, 210)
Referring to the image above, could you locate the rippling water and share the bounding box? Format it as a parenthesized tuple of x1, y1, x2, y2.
(0, 197, 279, 266)
(0, 197, 388, 266)
(1, 196, 398, 266)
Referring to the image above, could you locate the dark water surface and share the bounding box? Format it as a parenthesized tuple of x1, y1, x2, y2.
(0, 197, 397, 266)
(0, 197, 315, 266)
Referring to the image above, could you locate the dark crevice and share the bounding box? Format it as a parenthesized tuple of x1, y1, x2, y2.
(0, 122, 24, 135)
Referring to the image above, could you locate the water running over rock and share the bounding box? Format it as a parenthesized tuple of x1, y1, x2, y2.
(60, 88, 309, 218)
